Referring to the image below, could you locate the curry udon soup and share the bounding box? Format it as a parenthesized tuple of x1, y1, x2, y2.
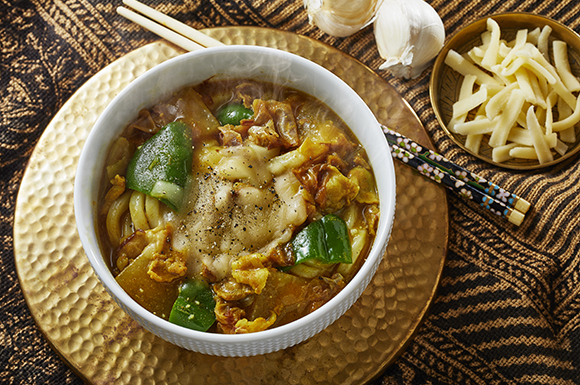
(99, 78, 380, 334)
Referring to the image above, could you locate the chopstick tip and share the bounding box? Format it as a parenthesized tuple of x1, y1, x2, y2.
(508, 209, 526, 226)
(514, 199, 531, 214)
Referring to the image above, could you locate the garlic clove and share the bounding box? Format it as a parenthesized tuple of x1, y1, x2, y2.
(374, 0, 445, 79)
(304, 0, 382, 37)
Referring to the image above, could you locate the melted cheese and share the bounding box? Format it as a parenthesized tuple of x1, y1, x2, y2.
(171, 143, 307, 280)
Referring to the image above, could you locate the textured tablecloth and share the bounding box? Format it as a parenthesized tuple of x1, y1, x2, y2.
(2, 0, 580, 384)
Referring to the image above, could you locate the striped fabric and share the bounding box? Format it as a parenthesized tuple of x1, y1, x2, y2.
(2, 0, 580, 383)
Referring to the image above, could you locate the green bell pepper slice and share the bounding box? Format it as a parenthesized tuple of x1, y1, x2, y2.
(320, 214, 352, 264)
(291, 220, 327, 265)
(216, 103, 253, 126)
(126, 121, 193, 212)
(291, 214, 352, 266)
(169, 278, 216, 332)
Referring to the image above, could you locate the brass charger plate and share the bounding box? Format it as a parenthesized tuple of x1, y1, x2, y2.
(430, 13, 580, 170)
(14, 27, 448, 384)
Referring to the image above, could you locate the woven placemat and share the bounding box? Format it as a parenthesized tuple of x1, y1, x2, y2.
(2, 0, 580, 383)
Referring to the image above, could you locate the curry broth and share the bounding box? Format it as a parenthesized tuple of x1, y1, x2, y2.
(98, 78, 380, 333)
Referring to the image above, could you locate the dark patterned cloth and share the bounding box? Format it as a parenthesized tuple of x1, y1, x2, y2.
(2, 0, 580, 384)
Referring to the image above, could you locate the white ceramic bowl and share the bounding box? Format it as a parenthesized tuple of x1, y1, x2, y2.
(74, 45, 396, 357)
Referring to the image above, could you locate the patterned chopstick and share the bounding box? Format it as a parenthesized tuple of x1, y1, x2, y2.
(382, 126, 531, 213)
(382, 126, 528, 226)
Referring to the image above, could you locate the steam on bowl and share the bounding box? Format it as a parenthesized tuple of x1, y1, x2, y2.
(74, 45, 396, 357)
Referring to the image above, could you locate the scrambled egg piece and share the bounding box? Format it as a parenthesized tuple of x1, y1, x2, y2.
(233, 312, 277, 333)
(231, 253, 270, 294)
(321, 166, 359, 212)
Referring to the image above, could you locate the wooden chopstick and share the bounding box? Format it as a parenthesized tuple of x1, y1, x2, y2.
(117, 6, 204, 52)
(118, 0, 225, 51)
(117, 1, 530, 225)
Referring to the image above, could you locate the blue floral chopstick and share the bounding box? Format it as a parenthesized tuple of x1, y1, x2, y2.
(382, 126, 528, 226)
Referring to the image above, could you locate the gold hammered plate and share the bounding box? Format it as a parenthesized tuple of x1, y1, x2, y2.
(14, 27, 448, 384)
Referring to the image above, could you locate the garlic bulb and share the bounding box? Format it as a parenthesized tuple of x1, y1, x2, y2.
(374, 0, 445, 79)
(304, 0, 382, 37)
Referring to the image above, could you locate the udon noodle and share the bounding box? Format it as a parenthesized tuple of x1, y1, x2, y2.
(98, 78, 380, 334)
